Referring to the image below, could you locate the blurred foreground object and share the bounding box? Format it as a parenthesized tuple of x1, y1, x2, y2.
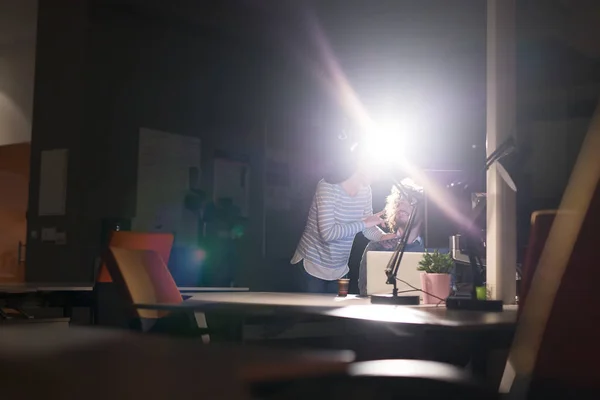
(0, 326, 354, 400)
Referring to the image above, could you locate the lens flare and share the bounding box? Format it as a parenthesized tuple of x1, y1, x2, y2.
(193, 249, 207, 262)
(363, 118, 408, 169)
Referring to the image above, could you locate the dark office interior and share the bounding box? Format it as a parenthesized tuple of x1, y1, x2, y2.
(0, 0, 599, 398)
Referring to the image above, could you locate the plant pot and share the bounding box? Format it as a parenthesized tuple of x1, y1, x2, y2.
(420, 272, 451, 304)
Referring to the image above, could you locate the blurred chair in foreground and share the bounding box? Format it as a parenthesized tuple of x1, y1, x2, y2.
(96, 231, 174, 283)
(104, 247, 208, 338)
(94, 231, 174, 328)
(518, 210, 557, 316)
(503, 114, 600, 397)
(0, 325, 497, 399)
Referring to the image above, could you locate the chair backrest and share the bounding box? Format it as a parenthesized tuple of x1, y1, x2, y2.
(518, 210, 557, 316)
(506, 183, 600, 396)
(502, 105, 600, 397)
(532, 183, 600, 389)
(104, 247, 183, 321)
(96, 231, 174, 283)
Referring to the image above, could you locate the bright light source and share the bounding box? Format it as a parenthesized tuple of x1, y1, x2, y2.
(363, 117, 409, 168)
(373, 118, 401, 137)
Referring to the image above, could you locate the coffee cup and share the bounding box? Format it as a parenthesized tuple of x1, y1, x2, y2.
(337, 278, 350, 297)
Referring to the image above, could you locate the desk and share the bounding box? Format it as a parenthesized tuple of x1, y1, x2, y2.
(0, 283, 93, 319)
(134, 292, 517, 331)
(134, 291, 517, 385)
(136, 292, 371, 314)
(0, 317, 70, 328)
(133, 292, 517, 343)
(323, 304, 517, 332)
(179, 286, 250, 294)
(0, 282, 93, 294)
(0, 284, 250, 320)
(0, 283, 250, 294)
(134, 292, 371, 340)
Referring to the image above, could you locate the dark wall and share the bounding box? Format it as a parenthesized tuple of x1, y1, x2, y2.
(31, 0, 586, 287)
(27, 0, 494, 287)
(27, 0, 278, 285)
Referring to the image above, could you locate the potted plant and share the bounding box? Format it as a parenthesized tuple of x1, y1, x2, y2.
(417, 250, 454, 304)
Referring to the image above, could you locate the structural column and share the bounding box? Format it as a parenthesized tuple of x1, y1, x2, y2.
(27, 0, 90, 282)
(486, 0, 517, 303)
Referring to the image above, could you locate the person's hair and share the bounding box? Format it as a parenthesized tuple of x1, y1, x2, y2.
(384, 186, 424, 233)
(323, 142, 363, 184)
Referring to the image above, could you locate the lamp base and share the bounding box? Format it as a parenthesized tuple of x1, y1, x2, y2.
(370, 294, 420, 305)
(445, 297, 503, 312)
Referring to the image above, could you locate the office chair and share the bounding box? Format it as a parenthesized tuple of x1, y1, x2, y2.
(518, 210, 557, 316)
(104, 246, 208, 338)
(94, 231, 174, 328)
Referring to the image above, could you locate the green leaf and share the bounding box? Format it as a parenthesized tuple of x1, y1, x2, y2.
(417, 250, 453, 274)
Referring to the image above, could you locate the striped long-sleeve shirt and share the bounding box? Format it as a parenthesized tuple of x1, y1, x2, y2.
(291, 179, 385, 280)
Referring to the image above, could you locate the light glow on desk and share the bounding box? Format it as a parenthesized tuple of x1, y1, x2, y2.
(325, 305, 458, 326)
(187, 292, 372, 307)
(324, 304, 516, 328)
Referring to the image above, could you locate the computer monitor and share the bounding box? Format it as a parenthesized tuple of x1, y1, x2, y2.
(421, 170, 471, 249)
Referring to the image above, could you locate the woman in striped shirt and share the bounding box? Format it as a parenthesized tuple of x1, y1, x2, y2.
(291, 145, 398, 293)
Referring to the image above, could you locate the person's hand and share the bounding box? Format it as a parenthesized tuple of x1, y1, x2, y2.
(380, 230, 402, 241)
(379, 233, 397, 241)
(363, 211, 385, 228)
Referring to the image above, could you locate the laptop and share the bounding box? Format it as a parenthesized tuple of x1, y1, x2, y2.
(366, 251, 424, 297)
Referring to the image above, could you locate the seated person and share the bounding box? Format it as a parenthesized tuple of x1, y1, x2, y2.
(358, 186, 425, 296)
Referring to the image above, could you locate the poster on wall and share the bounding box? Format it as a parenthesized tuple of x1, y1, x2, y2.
(133, 128, 201, 247)
(38, 149, 69, 216)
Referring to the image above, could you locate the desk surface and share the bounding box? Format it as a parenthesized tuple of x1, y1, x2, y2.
(133, 292, 518, 331)
(323, 304, 517, 330)
(0, 283, 249, 294)
(0, 283, 92, 293)
(179, 286, 250, 293)
(136, 292, 371, 310)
